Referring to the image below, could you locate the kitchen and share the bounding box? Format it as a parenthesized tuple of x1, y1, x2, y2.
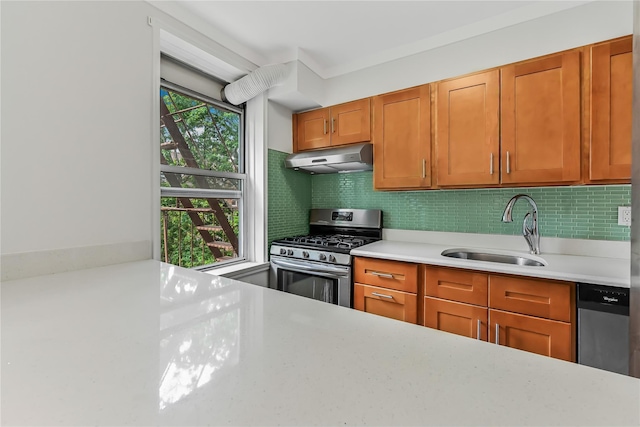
(2, 1, 640, 425)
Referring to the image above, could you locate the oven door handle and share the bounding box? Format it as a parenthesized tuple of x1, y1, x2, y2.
(271, 258, 350, 276)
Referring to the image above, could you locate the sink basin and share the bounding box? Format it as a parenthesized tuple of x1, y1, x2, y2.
(441, 248, 547, 267)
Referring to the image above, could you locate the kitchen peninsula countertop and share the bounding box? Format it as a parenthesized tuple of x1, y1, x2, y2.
(352, 240, 630, 287)
(2, 260, 639, 426)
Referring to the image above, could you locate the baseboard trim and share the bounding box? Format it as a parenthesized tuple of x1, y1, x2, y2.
(1, 241, 152, 282)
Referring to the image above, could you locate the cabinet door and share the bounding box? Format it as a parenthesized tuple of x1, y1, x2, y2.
(501, 51, 581, 184)
(296, 108, 330, 151)
(373, 85, 431, 189)
(590, 37, 632, 181)
(354, 283, 417, 324)
(330, 98, 371, 146)
(436, 70, 500, 187)
(424, 297, 488, 340)
(490, 309, 573, 362)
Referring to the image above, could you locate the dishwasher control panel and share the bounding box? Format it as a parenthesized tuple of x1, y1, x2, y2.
(577, 283, 629, 314)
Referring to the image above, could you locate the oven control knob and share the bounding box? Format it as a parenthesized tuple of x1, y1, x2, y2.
(302, 251, 309, 258)
(280, 248, 287, 255)
(319, 253, 327, 261)
(329, 255, 336, 263)
(287, 249, 294, 256)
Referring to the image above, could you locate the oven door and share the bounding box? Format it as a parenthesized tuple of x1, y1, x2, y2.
(270, 256, 352, 308)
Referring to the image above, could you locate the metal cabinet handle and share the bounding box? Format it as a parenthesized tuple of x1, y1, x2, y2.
(323, 119, 327, 135)
(490, 153, 494, 175)
(495, 323, 500, 345)
(506, 151, 510, 174)
(477, 319, 481, 340)
(422, 159, 426, 179)
(371, 292, 394, 300)
(331, 117, 336, 133)
(370, 271, 394, 279)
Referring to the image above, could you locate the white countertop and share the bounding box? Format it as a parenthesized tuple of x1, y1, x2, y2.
(1, 260, 639, 426)
(352, 240, 630, 287)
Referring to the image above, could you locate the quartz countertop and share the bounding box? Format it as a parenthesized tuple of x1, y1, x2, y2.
(1, 260, 639, 426)
(351, 240, 630, 287)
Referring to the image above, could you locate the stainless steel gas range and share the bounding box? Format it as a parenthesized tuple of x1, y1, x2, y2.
(269, 209, 382, 308)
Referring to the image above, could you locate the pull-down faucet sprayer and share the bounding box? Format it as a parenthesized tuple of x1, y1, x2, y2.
(502, 194, 540, 255)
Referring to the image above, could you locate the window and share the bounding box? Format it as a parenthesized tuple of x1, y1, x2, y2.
(160, 83, 245, 269)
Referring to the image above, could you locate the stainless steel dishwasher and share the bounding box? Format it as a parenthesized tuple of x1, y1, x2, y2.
(577, 283, 629, 375)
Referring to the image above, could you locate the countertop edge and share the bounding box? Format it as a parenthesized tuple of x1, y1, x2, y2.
(351, 241, 630, 288)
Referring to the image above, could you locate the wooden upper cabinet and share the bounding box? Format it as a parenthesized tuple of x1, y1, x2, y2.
(294, 99, 370, 152)
(501, 51, 581, 185)
(436, 70, 500, 187)
(296, 107, 330, 151)
(373, 85, 431, 189)
(330, 98, 371, 146)
(589, 36, 632, 181)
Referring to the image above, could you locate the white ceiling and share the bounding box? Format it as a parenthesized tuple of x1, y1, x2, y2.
(168, 1, 593, 79)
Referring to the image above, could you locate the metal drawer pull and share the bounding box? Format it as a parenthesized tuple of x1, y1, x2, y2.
(489, 153, 494, 175)
(323, 119, 327, 135)
(422, 158, 426, 179)
(506, 151, 510, 174)
(371, 292, 394, 300)
(477, 319, 481, 340)
(495, 323, 500, 345)
(331, 117, 336, 133)
(370, 271, 394, 279)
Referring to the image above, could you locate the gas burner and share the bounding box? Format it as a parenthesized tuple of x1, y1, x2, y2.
(271, 209, 382, 259)
(275, 234, 377, 251)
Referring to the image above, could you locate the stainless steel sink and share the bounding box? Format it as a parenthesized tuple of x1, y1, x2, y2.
(441, 249, 547, 267)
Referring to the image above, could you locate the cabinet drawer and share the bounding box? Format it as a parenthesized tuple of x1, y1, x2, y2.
(424, 297, 488, 340)
(354, 257, 418, 293)
(490, 309, 573, 362)
(354, 283, 417, 324)
(489, 275, 572, 322)
(425, 266, 488, 306)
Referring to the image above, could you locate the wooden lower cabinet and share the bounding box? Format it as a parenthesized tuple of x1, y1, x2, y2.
(425, 266, 488, 306)
(354, 283, 417, 324)
(424, 297, 487, 340)
(354, 257, 418, 293)
(489, 275, 572, 322)
(489, 309, 573, 362)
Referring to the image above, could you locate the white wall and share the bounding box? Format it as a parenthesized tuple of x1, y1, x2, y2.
(267, 0, 632, 153)
(0, 1, 256, 280)
(267, 101, 294, 153)
(322, 1, 632, 105)
(1, 1, 154, 256)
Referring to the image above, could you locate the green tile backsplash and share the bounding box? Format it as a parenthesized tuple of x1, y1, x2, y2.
(267, 149, 311, 246)
(311, 172, 631, 241)
(268, 149, 630, 242)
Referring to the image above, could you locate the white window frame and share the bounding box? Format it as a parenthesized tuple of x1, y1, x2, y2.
(151, 18, 267, 270)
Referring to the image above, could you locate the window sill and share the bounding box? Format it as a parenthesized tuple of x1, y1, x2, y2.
(202, 261, 270, 280)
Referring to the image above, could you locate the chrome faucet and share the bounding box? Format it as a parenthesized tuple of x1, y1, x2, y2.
(502, 194, 540, 255)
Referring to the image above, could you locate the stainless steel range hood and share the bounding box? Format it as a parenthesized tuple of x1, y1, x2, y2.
(284, 143, 373, 174)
